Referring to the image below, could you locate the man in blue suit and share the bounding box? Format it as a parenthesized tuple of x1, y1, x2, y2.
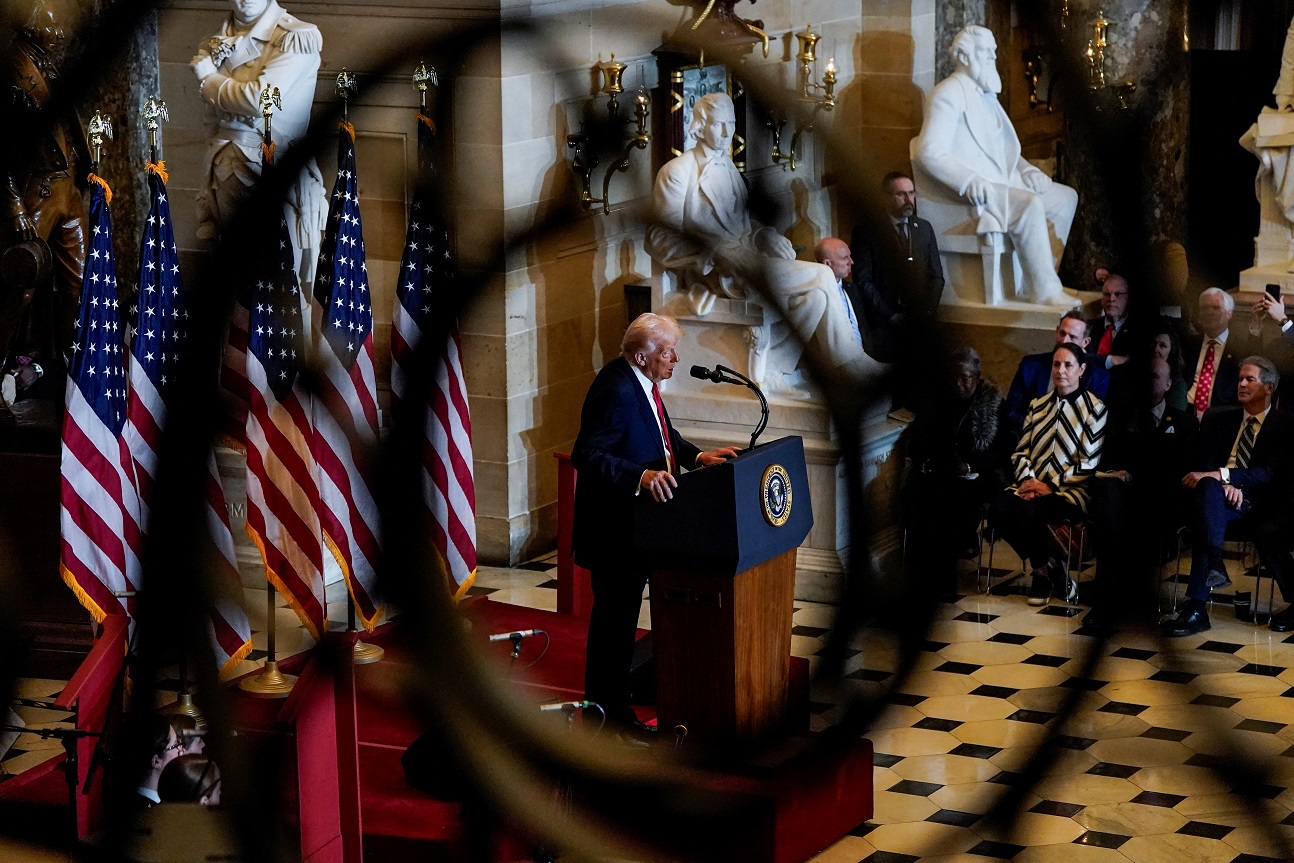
(1004, 310, 1111, 434)
(572, 313, 739, 733)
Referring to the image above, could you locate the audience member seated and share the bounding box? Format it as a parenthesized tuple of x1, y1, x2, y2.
(1086, 357, 1198, 627)
(1163, 356, 1294, 637)
(114, 714, 183, 810)
(902, 346, 1011, 597)
(1153, 319, 1189, 411)
(1184, 288, 1252, 418)
(1088, 271, 1134, 369)
(1005, 310, 1110, 434)
(158, 754, 222, 806)
(990, 343, 1107, 607)
(169, 715, 205, 755)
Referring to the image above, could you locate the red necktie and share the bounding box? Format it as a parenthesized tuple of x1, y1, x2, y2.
(1193, 340, 1217, 415)
(651, 382, 677, 474)
(1097, 322, 1114, 356)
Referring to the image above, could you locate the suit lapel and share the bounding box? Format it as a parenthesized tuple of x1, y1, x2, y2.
(627, 367, 668, 464)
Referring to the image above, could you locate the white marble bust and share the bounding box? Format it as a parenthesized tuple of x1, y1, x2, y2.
(645, 92, 876, 387)
(912, 24, 1077, 304)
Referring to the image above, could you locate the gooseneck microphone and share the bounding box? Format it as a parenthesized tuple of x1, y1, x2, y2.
(689, 364, 769, 450)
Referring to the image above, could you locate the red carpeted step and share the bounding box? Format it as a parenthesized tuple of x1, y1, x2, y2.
(360, 743, 463, 843)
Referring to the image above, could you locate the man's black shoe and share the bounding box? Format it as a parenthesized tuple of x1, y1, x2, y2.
(1270, 606, 1294, 633)
(1161, 606, 1211, 637)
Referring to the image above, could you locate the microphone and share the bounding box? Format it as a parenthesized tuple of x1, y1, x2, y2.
(688, 364, 769, 450)
(690, 364, 740, 384)
(537, 700, 594, 712)
(487, 629, 545, 643)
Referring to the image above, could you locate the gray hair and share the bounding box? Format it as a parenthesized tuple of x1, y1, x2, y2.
(622, 313, 681, 358)
(950, 24, 994, 63)
(688, 92, 734, 140)
(1241, 355, 1280, 388)
(1200, 286, 1235, 313)
(950, 345, 981, 373)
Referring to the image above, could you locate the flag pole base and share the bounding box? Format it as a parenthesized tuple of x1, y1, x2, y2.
(352, 639, 384, 665)
(238, 660, 296, 698)
(161, 692, 208, 733)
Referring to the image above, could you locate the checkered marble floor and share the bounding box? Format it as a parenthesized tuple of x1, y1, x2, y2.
(472, 547, 1294, 863)
(1, 678, 74, 784)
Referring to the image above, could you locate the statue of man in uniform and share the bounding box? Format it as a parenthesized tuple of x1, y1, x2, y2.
(191, 0, 327, 284)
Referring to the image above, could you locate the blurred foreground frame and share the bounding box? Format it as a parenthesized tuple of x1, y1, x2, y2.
(0, 2, 1290, 863)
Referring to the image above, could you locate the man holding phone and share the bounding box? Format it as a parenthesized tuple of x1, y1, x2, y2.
(1252, 283, 1293, 341)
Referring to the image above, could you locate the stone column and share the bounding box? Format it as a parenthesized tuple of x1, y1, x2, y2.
(84, 1, 160, 287)
(1054, 1, 1189, 289)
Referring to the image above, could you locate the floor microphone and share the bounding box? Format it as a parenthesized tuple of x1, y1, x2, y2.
(487, 628, 545, 643)
(537, 700, 593, 712)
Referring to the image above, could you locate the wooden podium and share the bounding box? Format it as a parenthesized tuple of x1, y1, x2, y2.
(634, 436, 813, 744)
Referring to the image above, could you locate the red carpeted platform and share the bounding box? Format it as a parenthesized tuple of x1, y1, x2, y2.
(224, 598, 871, 862)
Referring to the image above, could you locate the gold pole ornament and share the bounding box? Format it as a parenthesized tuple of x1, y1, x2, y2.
(259, 86, 281, 164)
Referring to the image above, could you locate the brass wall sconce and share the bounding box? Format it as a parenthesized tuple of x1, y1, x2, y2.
(767, 25, 837, 171)
(566, 56, 651, 215)
(1085, 10, 1136, 109)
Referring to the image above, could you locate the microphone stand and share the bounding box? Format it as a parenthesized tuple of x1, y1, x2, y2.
(712, 364, 769, 450)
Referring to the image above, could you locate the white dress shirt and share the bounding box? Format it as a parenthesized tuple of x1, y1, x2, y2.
(1220, 404, 1270, 483)
(630, 364, 673, 486)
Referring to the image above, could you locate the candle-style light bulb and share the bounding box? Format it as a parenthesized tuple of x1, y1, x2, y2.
(826, 57, 836, 75)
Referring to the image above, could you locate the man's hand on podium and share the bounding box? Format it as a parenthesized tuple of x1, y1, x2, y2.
(696, 446, 742, 467)
(641, 469, 678, 502)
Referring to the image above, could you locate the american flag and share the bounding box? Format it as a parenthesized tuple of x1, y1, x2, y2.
(391, 114, 476, 596)
(244, 215, 327, 639)
(59, 176, 142, 622)
(124, 165, 253, 679)
(311, 123, 382, 629)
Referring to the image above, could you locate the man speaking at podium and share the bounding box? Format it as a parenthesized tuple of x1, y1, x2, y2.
(572, 313, 740, 734)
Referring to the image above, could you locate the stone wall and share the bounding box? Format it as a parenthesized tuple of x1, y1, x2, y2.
(934, 0, 987, 81)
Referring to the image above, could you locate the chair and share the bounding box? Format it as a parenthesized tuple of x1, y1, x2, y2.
(978, 514, 1092, 600)
(1168, 523, 1279, 622)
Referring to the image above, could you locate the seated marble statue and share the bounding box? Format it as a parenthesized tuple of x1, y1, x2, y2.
(1239, 12, 1294, 272)
(912, 24, 1077, 304)
(645, 92, 876, 384)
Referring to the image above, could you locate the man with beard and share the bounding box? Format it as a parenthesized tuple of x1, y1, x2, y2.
(646, 92, 879, 386)
(913, 24, 1078, 305)
(848, 172, 944, 362)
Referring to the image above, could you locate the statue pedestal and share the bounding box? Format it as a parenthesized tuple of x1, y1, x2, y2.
(937, 286, 1102, 331)
(652, 277, 908, 603)
(1239, 169, 1294, 295)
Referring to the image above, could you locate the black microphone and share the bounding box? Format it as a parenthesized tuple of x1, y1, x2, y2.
(688, 364, 769, 450)
(487, 629, 545, 643)
(537, 700, 594, 712)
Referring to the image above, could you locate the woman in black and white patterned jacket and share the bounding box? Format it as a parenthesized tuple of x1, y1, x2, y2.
(990, 342, 1107, 607)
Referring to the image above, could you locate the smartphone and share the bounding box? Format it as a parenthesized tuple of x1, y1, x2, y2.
(1267, 283, 1283, 301)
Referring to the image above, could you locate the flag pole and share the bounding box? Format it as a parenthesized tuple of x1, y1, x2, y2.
(329, 68, 385, 666)
(240, 86, 297, 698)
(138, 95, 207, 724)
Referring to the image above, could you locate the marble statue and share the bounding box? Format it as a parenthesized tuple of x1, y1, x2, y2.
(645, 92, 877, 390)
(1239, 13, 1294, 276)
(191, 0, 327, 284)
(912, 24, 1077, 304)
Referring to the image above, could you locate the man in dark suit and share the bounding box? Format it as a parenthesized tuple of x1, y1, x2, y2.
(1004, 310, 1111, 434)
(848, 171, 944, 362)
(571, 313, 740, 733)
(1087, 271, 1135, 368)
(1086, 357, 1198, 627)
(1163, 355, 1294, 636)
(1182, 288, 1253, 418)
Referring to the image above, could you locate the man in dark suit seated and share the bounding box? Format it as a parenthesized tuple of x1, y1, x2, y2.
(571, 313, 740, 734)
(1086, 357, 1198, 627)
(848, 171, 944, 362)
(1163, 355, 1293, 636)
(1004, 310, 1111, 434)
(1087, 271, 1135, 369)
(1183, 287, 1252, 419)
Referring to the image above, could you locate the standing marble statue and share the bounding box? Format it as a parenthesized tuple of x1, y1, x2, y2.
(645, 92, 877, 386)
(912, 24, 1077, 304)
(191, 0, 326, 284)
